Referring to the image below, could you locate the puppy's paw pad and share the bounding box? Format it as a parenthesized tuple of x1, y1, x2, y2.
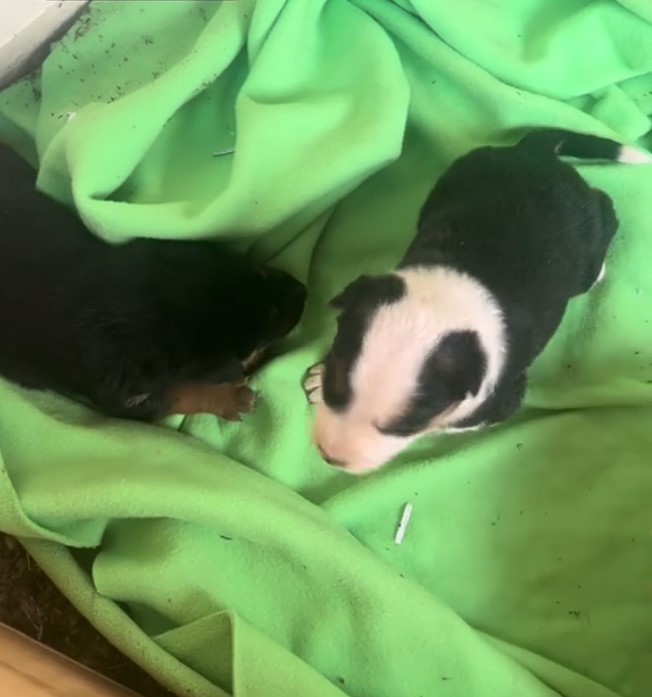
(307, 386, 323, 405)
(307, 363, 324, 377)
(303, 363, 324, 404)
(236, 384, 257, 414)
(222, 384, 257, 421)
(304, 374, 323, 392)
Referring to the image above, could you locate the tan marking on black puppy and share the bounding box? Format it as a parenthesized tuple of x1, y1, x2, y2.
(165, 382, 256, 421)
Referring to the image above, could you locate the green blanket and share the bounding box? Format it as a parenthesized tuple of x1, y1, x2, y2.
(1, 1, 651, 696)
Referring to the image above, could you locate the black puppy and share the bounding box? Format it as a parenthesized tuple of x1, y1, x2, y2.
(0, 142, 306, 421)
(303, 128, 650, 474)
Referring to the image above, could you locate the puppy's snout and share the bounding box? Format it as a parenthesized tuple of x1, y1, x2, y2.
(317, 444, 344, 468)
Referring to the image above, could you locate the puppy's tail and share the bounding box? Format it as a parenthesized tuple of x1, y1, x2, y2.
(517, 128, 651, 164)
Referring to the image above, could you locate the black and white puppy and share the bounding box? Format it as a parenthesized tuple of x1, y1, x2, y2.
(304, 128, 650, 474)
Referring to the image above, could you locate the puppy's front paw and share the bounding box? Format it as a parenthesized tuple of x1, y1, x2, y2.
(222, 383, 257, 421)
(303, 363, 324, 405)
(165, 381, 257, 420)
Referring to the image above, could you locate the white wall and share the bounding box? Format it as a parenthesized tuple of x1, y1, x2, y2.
(0, 0, 89, 86)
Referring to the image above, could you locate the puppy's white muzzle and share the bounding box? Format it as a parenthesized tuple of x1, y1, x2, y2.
(313, 403, 411, 475)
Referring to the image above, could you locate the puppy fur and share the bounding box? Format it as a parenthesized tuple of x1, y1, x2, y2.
(0, 142, 306, 421)
(305, 128, 651, 474)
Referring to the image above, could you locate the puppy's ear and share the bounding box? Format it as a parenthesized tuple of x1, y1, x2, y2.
(329, 274, 406, 311)
(329, 275, 374, 310)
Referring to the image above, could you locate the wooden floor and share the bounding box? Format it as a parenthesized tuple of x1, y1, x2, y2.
(0, 623, 140, 697)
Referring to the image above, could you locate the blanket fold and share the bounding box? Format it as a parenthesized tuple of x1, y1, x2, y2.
(1, 1, 651, 696)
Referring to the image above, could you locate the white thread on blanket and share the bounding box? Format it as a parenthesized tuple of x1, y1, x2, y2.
(212, 148, 235, 157)
(394, 503, 413, 545)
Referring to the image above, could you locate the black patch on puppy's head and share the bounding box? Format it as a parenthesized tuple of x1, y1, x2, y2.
(380, 330, 487, 437)
(329, 274, 404, 311)
(323, 274, 406, 411)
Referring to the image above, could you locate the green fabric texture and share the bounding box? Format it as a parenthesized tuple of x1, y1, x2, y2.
(1, 0, 652, 695)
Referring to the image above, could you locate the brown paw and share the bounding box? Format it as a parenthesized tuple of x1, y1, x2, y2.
(164, 381, 257, 420)
(221, 383, 257, 421)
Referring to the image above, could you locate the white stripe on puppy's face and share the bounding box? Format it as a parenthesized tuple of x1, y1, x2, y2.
(313, 267, 506, 474)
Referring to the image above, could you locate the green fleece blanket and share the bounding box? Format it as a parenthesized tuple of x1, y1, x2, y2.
(1, 1, 652, 696)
